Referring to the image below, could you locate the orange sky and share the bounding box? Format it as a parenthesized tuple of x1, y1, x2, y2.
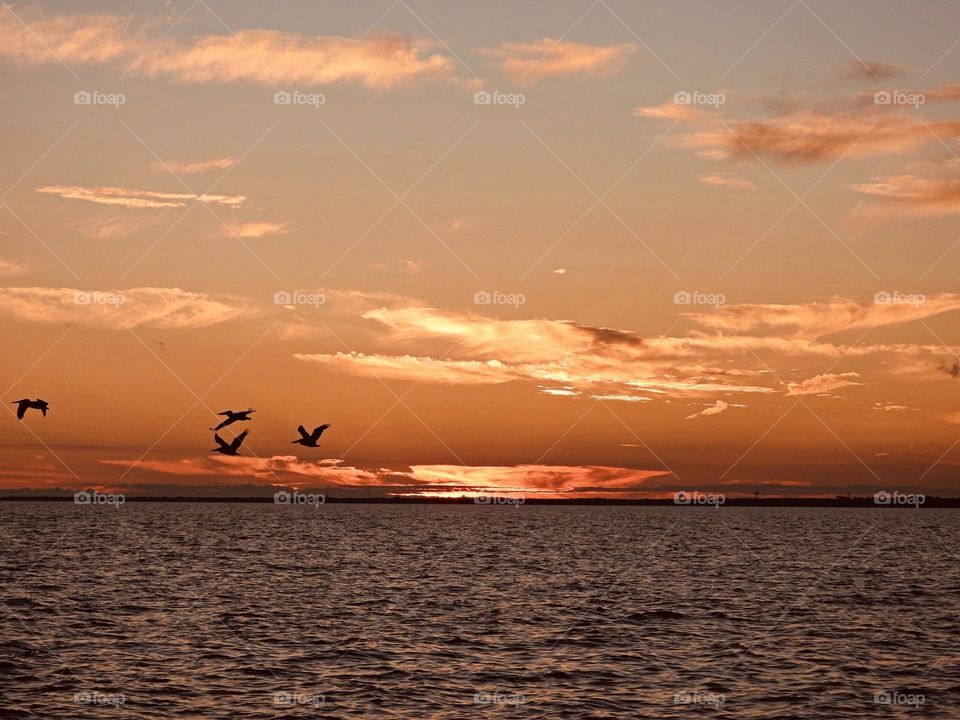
(1, 1, 960, 498)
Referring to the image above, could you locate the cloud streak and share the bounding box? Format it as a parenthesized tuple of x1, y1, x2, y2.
(0, 287, 256, 329)
(36, 185, 245, 209)
(480, 39, 636, 83)
(786, 372, 862, 396)
(0, 12, 457, 89)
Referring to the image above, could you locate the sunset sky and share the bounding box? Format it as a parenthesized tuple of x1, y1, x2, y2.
(2, 0, 960, 498)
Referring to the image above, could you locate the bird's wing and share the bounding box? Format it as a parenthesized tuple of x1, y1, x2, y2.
(232, 430, 249, 449)
(297, 425, 310, 440)
(312, 423, 332, 439)
(14, 402, 26, 420)
(218, 410, 234, 416)
(40, 405, 47, 417)
(213, 434, 230, 450)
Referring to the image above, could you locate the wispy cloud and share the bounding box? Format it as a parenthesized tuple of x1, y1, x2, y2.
(36, 185, 245, 209)
(0, 257, 28, 277)
(0, 287, 256, 329)
(637, 93, 960, 164)
(835, 60, 910, 82)
(296, 304, 775, 400)
(223, 221, 290, 238)
(699, 174, 756, 190)
(150, 157, 236, 175)
(100, 456, 670, 496)
(849, 170, 960, 218)
(479, 39, 636, 83)
(0, 12, 457, 89)
(786, 372, 862, 396)
(296, 352, 519, 385)
(687, 295, 960, 337)
(686, 400, 732, 419)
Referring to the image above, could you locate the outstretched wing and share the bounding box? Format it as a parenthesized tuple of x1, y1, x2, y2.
(311, 423, 332, 440)
(217, 410, 234, 416)
(13, 401, 26, 420)
(213, 434, 230, 450)
(231, 430, 249, 450)
(297, 425, 310, 440)
(210, 417, 231, 431)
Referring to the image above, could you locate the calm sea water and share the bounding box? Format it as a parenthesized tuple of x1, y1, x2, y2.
(1, 503, 958, 718)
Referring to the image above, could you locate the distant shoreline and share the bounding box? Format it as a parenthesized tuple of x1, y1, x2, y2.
(2, 496, 959, 507)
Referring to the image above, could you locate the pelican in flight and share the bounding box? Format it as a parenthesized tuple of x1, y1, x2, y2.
(211, 430, 249, 456)
(12, 399, 48, 420)
(210, 408, 255, 431)
(291, 423, 331, 447)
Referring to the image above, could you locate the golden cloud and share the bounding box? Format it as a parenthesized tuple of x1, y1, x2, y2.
(480, 39, 636, 83)
(0, 287, 256, 329)
(0, 12, 457, 89)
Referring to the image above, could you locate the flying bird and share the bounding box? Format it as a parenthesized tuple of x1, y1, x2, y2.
(12, 399, 48, 420)
(291, 423, 331, 447)
(211, 430, 249, 456)
(210, 408, 255, 431)
(939, 359, 960, 379)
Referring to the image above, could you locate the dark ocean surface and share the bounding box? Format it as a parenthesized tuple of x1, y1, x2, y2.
(1, 503, 958, 718)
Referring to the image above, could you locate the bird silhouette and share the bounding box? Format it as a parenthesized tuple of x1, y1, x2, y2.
(211, 430, 249, 456)
(12, 399, 48, 420)
(939, 359, 960, 379)
(291, 423, 331, 447)
(210, 408, 255, 431)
